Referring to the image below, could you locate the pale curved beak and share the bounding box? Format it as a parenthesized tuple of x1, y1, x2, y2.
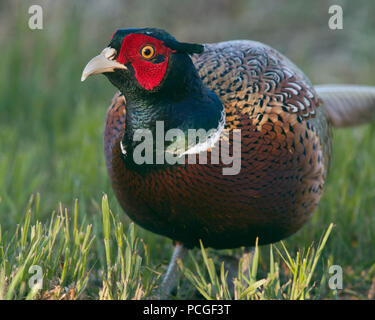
(81, 47, 128, 82)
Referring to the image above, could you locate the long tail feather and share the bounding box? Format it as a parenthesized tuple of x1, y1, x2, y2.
(315, 84, 375, 128)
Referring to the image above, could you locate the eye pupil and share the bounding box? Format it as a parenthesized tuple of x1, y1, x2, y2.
(144, 49, 151, 55)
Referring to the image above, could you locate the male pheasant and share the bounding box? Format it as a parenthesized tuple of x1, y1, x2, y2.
(82, 28, 375, 297)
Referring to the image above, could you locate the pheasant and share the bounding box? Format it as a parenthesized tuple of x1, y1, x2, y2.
(81, 28, 375, 298)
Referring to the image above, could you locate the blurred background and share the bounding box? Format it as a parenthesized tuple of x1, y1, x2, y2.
(0, 0, 374, 298)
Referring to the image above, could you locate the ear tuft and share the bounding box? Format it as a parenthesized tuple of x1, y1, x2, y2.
(163, 39, 204, 54)
(177, 42, 204, 54)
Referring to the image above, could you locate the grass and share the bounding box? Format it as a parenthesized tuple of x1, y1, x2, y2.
(180, 224, 333, 300)
(0, 193, 336, 300)
(0, 1, 375, 300)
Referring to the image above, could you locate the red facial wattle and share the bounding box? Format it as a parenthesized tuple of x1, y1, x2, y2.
(116, 33, 175, 90)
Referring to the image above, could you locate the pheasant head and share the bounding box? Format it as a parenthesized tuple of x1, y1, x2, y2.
(81, 28, 204, 95)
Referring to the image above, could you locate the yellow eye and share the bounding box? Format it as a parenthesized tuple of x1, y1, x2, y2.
(140, 45, 155, 59)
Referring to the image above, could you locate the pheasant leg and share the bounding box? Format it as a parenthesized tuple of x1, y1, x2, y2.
(159, 242, 186, 299)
